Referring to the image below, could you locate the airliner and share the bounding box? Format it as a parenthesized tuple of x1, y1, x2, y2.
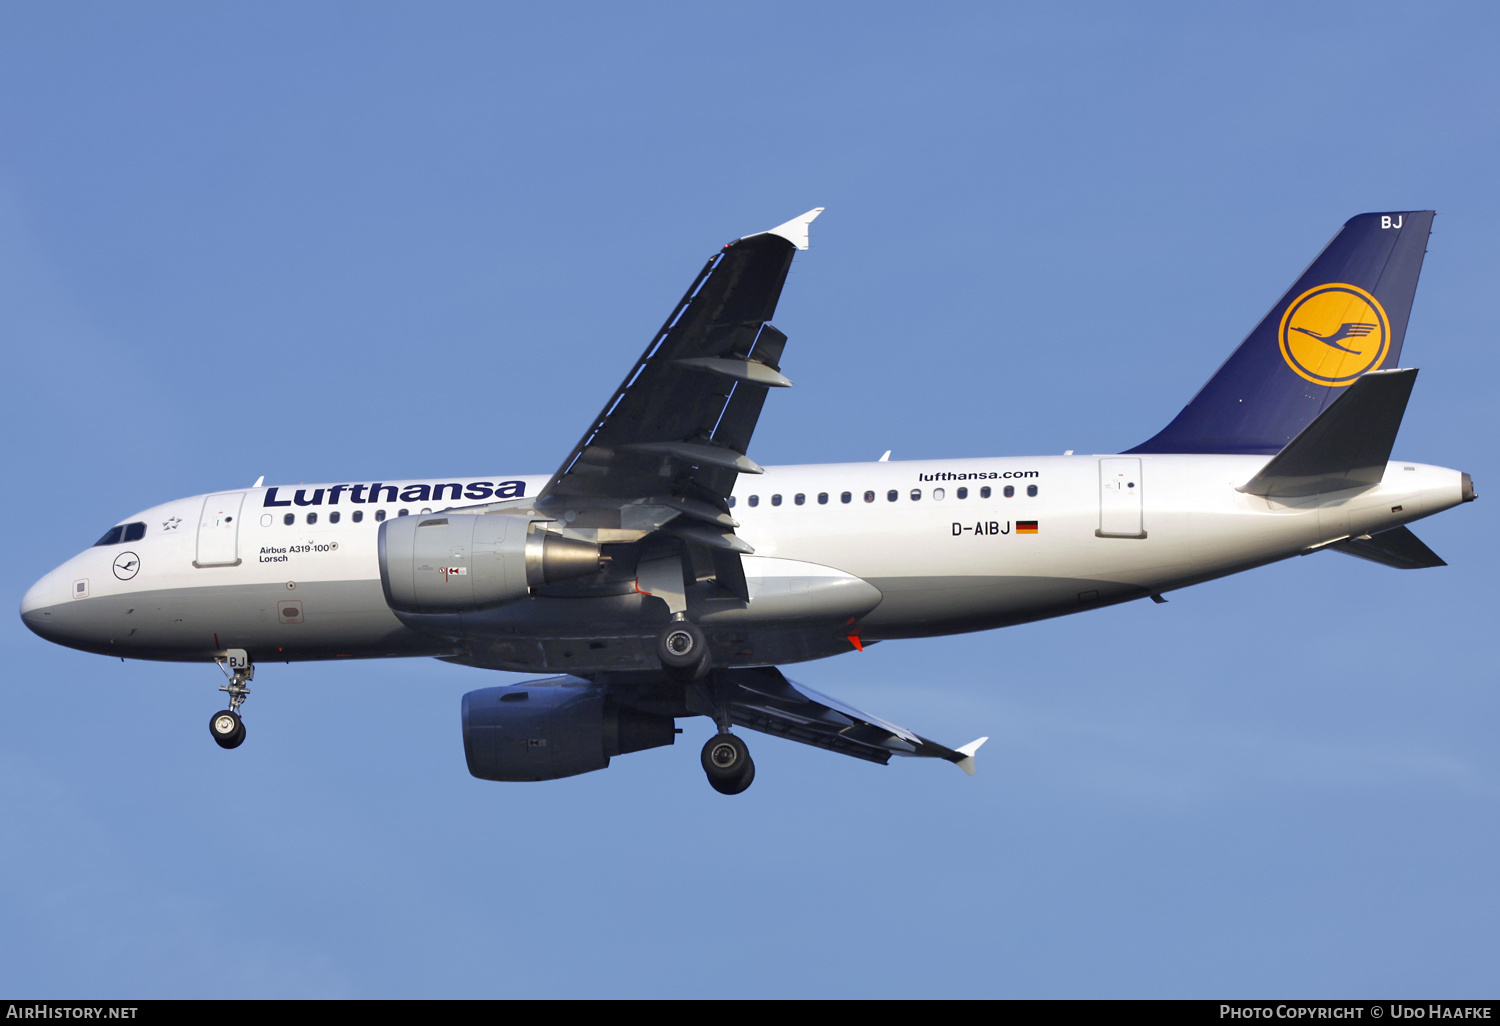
(20, 208, 1473, 794)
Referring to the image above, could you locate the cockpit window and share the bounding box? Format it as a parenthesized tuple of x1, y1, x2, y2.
(93, 522, 145, 546)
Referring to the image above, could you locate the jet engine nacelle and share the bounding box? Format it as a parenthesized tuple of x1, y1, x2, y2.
(379, 513, 600, 614)
(461, 678, 677, 781)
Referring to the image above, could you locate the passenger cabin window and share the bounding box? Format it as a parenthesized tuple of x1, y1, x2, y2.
(398, 509, 409, 516)
(933, 488, 945, 500)
(352, 510, 364, 523)
(1004, 485, 1014, 498)
(864, 491, 875, 503)
(1027, 484, 1038, 497)
(841, 492, 852, 504)
(329, 511, 341, 524)
(957, 487, 968, 499)
(748, 495, 759, 508)
(818, 492, 828, 505)
(771, 494, 782, 506)
(887, 490, 898, 502)
(375, 510, 387, 522)
(727, 496, 737, 508)
(910, 489, 922, 501)
(794, 493, 805, 505)
(981, 486, 992, 498)
(307, 512, 318, 525)
(283, 513, 295, 526)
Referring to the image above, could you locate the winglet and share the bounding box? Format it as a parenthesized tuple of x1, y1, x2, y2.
(955, 737, 988, 776)
(748, 208, 824, 250)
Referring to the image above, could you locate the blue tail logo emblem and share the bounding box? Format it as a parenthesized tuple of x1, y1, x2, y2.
(1288, 321, 1378, 355)
(1279, 284, 1390, 386)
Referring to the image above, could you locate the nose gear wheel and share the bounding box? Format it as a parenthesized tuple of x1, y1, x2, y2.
(209, 709, 245, 749)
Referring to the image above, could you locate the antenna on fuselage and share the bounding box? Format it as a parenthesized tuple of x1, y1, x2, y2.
(252, 475, 264, 488)
(878, 451, 891, 462)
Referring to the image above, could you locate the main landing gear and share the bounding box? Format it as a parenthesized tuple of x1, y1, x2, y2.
(657, 618, 711, 681)
(696, 667, 753, 794)
(210, 653, 253, 750)
(701, 732, 754, 795)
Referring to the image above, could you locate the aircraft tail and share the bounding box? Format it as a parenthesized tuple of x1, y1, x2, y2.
(1128, 211, 1434, 455)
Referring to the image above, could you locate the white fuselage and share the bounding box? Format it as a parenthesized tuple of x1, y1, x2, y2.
(20, 454, 1468, 669)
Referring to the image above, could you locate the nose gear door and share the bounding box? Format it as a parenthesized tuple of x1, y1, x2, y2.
(195, 492, 246, 567)
(1097, 458, 1145, 539)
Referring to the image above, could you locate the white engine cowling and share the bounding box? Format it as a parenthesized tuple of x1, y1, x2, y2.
(379, 513, 600, 614)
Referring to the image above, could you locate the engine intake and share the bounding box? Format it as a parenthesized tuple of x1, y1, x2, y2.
(379, 513, 600, 614)
(462, 679, 677, 781)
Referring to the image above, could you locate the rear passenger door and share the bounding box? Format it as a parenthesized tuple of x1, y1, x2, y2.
(1097, 458, 1145, 539)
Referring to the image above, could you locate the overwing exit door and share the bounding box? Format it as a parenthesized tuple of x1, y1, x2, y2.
(1097, 458, 1145, 539)
(195, 492, 246, 567)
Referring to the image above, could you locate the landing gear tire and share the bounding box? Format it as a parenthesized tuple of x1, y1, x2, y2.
(210, 709, 245, 750)
(702, 733, 754, 795)
(718, 756, 754, 795)
(658, 621, 710, 680)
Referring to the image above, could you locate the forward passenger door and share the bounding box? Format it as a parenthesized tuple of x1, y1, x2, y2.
(195, 492, 246, 567)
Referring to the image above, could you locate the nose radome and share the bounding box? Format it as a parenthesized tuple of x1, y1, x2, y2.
(20, 567, 68, 627)
(22, 576, 52, 616)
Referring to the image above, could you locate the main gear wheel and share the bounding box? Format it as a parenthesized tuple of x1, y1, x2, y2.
(701, 732, 754, 795)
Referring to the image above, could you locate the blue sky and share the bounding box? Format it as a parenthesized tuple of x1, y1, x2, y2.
(2, 2, 1497, 997)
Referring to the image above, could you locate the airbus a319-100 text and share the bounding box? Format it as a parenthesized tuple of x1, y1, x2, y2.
(20, 208, 1473, 793)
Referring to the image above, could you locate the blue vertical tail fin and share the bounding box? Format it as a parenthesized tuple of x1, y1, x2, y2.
(1127, 211, 1434, 455)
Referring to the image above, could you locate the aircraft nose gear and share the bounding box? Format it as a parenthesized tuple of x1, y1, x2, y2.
(701, 732, 755, 795)
(209, 709, 245, 749)
(211, 652, 253, 750)
(657, 620, 711, 680)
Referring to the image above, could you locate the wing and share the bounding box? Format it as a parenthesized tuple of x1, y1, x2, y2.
(538, 209, 823, 526)
(707, 666, 987, 775)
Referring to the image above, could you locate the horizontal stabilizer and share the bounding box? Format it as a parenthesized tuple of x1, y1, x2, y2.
(1238, 368, 1417, 498)
(1331, 525, 1446, 569)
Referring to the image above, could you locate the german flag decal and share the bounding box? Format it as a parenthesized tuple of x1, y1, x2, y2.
(1017, 521, 1038, 534)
